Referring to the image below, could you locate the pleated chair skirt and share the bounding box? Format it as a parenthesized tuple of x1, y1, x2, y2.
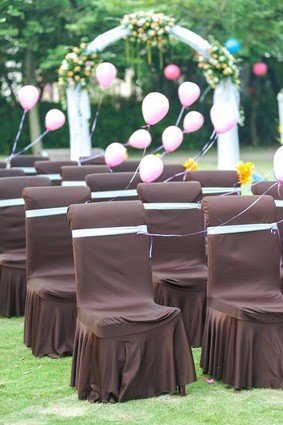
(201, 307, 283, 389)
(71, 312, 196, 403)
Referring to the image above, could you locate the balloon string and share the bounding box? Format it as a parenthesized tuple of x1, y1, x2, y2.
(89, 93, 104, 144)
(79, 152, 104, 165)
(214, 181, 279, 228)
(175, 105, 186, 127)
(9, 130, 49, 158)
(163, 131, 218, 182)
(6, 110, 27, 166)
(151, 106, 187, 154)
(138, 182, 280, 240)
(108, 145, 148, 202)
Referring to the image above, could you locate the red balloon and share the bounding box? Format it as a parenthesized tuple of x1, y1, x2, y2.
(164, 64, 181, 81)
(252, 62, 268, 77)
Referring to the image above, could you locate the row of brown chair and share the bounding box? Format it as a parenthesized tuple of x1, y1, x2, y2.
(0, 177, 51, 317)
(67, 194, 283, 397)
(0, 170, 239, 318)
(0, 174, 282, 398)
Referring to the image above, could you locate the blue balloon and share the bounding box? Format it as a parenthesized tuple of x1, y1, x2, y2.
(252, 173, 262, 183)
(225, 38, 241, 54)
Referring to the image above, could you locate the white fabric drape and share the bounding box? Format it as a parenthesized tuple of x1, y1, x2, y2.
(66, 87, 92, 161)
(214, 79, 240, 169)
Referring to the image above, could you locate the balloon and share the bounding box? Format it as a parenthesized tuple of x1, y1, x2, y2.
(105, 142, 126, 167)
(178, 82, 201, 107)
(45, 109, 66, 131)
(224, 38, 241, 54)
(162, 126, 184, 153)
(164, 64, 181, 80)
(18, 85, 40, 111)
(139, 154, 164, 183)
(253, 62, 268, 77)
(95, 62, 117, 88)
(128, 129, 152, 149)
(142, 92, 169, 125)
(183, 111, 204, 134)
(210, 102, 237, 134)
(273, 146, 283, 183)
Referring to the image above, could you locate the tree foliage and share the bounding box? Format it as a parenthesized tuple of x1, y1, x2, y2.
(0, 0, 282, 152)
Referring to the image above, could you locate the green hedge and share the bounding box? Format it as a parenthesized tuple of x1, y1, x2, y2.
(0, 89, 279, 156)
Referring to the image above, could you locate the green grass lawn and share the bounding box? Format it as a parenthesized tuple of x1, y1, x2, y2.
(0, 317, 282, 425)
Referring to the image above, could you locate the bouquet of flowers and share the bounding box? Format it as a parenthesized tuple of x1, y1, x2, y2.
(58, 42, 99, 89)
(121, 11, 175, 65)
(236, 161, 254, 185)
(197, 37, 240, 89)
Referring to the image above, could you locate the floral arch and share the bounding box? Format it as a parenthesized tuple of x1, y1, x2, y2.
(65, 12, 240, 169)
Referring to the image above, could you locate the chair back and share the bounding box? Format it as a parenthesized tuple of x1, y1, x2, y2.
(61, 165, 108, 186)
(86, 172, 141, 201)
(68, 201, 153, 308)
(157, 164, 185, 182)
(0, 176, 51, 254)
(10, 155, 49, 174)
(23, 186, 91, 278)
(35, 160, 77, 185)
(112, 160, 140, 172)
(201, 195, 281, 299)
(252, 181, 283, 251)
(186, 170, 240, 197)
(0, 169, 25, 178)
(137, 182, 206, 272)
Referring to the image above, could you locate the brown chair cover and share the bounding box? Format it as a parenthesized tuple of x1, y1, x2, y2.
(0, 176, 51, 317)
(68, 200, 196, 402)
(157, 164, 186, 182)
(201, 195, 283, 389)
(86, 172, 141, 202)
(186, 170, 240, 198)
(35, 160, 77, 185)
(61, 165, 109, 186)
(0, 169, 25, 178)
(23, 186, 91, 357)
(112, 160, 140, 172)
(137, 182, 207, 347)
(10, 155, 49, 175)
(252, 181, 283, 291)
(0, 162, 6, 169)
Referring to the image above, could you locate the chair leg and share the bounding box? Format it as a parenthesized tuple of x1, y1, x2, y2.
(178, 385, 186, 396)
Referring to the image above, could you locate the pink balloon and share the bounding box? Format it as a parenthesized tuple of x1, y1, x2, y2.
(210, 102, 237, 134)
(162, 126, 184, 153)
(128, 129, 152, 149)
(178, 82, 201, 107)
(95, 62, 117, 89)
(183, 111, 204, 134)
(142, 92, 169, 125)
(18, 85, 40, 111)
(253, 62, 268, 77)
(45, 109, 66, 131)
(139, 154, 164, 183)
(164, 64, 181, 80)
(105, 142, 126, 167)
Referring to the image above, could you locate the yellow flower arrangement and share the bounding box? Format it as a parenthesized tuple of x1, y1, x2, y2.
(236, 161, 254, 185)
(183, 158, 199, 171)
